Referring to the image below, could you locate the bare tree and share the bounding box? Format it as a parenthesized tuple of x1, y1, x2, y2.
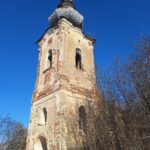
(0, 116, 27, 150)
(129, 36, 150, 118)
(96, 35, 150, 150)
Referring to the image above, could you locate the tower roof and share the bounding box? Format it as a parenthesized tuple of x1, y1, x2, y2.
(49, 0, 83, 29)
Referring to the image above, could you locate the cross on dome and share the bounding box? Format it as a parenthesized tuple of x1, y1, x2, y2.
(61, 0, 73, 3)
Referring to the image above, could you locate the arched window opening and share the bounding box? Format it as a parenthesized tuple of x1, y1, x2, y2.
(34, 136, 47, 150)
(48, 50, 52, 68)
(43, 108, 47, 124)
(78, 106, 87, 133)
(39, 108, 47, 126)
(76, 49, 82, 69)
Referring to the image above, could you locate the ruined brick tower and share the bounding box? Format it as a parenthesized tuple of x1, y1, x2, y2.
(26, 0, 98, 150)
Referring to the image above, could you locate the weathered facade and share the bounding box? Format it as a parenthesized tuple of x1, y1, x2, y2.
(26, 1, 100, 150)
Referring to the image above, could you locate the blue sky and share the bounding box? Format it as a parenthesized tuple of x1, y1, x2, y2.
(0, 0, 150, 127)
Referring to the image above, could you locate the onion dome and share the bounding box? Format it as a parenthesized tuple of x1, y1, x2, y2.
(49, 0, 84, 29)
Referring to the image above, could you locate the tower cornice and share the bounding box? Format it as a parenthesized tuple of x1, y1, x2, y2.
(36, 18, 95, 46)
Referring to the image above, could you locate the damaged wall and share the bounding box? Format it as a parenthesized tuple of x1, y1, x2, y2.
(26, 18, 100, 150)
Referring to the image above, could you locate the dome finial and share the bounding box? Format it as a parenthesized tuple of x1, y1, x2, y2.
(59, 0, 74, 7)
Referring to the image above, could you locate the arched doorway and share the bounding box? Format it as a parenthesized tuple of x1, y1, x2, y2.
(34, 136, 48, 150)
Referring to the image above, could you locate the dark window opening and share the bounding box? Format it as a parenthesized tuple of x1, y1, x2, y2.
(48, 50, 52, 68)
(76, 49, 82, 69)
(43, 108, 47, 123)
(34, 136, 47, 150)
(78, 106, 87, 133)
(39, 136, 48, 150)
